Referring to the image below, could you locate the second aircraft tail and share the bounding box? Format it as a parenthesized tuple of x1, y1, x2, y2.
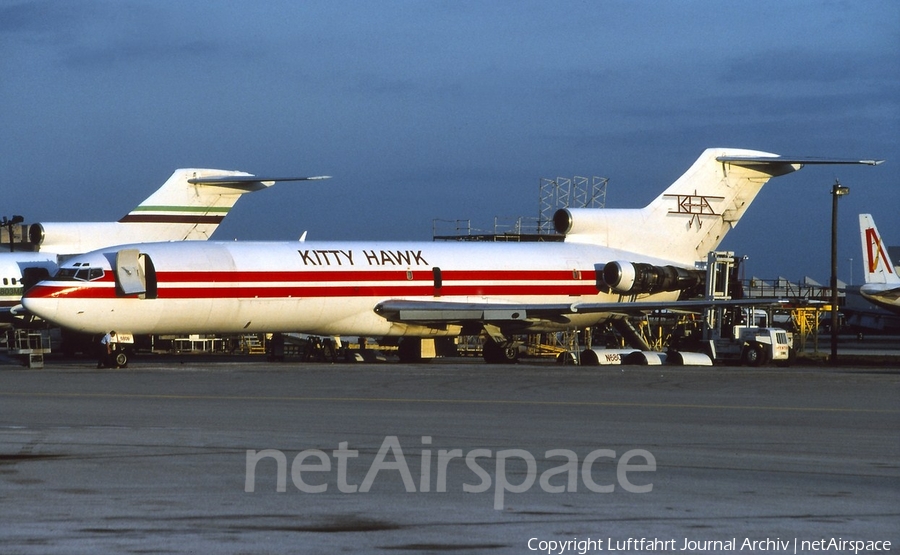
(118, 169, 294, 240)
(859, 214, 900, 285)
(36, 169, 330, 254)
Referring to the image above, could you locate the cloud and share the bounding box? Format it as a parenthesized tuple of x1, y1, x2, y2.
(721, 49, 899, 86)
(0, 0, 95, 36)
(1, 0, 263, 70)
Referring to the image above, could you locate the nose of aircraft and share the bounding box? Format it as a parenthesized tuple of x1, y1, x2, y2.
(21, 294, 60, 325)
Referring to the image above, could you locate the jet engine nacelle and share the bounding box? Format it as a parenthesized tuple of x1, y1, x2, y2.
(602, 260, 702, 295)
(29, 223, 44, 247)
(554, 207, 619, 236)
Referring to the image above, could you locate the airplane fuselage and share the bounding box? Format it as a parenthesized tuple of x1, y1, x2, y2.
(858, 283, 900, 314)
(22, 240, 682, 336)
(0, 253, 58, 309)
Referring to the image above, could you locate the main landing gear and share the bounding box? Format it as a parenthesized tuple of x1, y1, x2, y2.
(481, 337, 521, 364)
(395, 336, 522, 364)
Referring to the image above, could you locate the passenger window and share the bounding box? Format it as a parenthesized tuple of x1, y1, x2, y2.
(2, 278, 6, 285)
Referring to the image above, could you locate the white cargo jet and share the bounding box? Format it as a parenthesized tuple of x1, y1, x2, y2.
(22, 148, 881, 362)
(858, 213, 900, 313)
(0, 169, 328, 317)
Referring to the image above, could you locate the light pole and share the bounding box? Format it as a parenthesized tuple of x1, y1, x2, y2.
(830, 180, 850, 364)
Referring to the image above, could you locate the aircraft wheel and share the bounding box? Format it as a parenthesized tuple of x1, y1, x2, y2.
(482, 338, 519, 364)
(114, 352, 128, 368)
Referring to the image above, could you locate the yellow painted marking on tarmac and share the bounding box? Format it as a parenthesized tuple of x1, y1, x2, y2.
(0, 391, 896, 414)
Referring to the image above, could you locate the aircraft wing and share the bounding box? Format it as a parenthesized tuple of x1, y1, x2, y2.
(374, 297, 793, 326)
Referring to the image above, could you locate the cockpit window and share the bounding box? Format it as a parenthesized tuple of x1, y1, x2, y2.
(55, 262, 104, 282)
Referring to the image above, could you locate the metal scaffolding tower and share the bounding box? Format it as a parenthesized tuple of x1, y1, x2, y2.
(538, 176, 608, 234)
(433, 174, 609, 241)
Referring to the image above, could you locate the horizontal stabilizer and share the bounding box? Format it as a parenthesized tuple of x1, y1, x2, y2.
(187, 175, 331, 186)
(717, 155, 884, 167)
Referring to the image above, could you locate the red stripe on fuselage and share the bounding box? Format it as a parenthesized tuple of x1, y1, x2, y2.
(158, 284, 595, 298)
(155, 269, 592, 283)
(27, 283, 597, 300)
(26, 268, 600, 299)
(26, 284, 102, 298)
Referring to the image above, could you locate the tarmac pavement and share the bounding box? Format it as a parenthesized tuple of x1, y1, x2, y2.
(1, 356, 898, 554)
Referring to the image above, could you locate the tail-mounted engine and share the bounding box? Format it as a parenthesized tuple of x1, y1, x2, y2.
(29, 223, 44, 247)
(0, 221, 43, 251)
(602, 260, 702, 295)
(553, 207, 612, 236)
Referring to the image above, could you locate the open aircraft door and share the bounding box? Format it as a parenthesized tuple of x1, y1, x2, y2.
(115, 249, 157, 298)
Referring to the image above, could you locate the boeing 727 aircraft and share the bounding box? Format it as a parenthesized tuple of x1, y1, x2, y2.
(1, 169, 328, 319)
(858, 214, 900, 313)
(23, 148, 881, 362)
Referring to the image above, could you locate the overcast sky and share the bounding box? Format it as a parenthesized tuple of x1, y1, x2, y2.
(1, 0, 897, 282)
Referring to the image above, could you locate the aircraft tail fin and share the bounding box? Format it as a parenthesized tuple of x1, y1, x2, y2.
(859, 214, 900, 285)
(31, 170, 330, 255)
(118, 169, 330, 241)
(558, 148, 882, 266)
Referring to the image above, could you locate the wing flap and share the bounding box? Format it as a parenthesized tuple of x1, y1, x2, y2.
(378, 301, 535, 323)
(375, 297, 794, 326)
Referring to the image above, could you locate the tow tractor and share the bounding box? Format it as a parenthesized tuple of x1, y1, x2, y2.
(700, 252, 794, 367)
(708, 319, 793, 366)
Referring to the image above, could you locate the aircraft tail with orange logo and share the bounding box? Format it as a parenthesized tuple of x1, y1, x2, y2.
(860, 214, 900, 285)
(858, 214, 900, 312)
